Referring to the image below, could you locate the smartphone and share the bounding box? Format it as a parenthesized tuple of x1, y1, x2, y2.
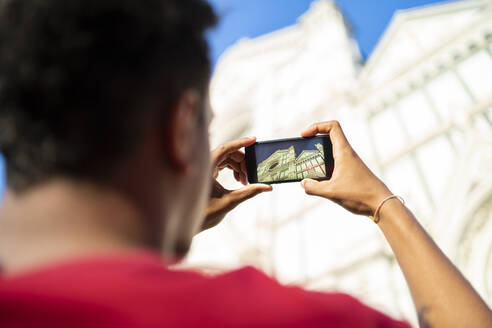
(245, 135, 334, 184)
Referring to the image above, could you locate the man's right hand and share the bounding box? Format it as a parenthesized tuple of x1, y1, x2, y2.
(300, 120, 391, 216)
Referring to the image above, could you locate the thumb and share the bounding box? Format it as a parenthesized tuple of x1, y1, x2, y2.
(301, 178, 327, 197)
(228, 184, 272, 206)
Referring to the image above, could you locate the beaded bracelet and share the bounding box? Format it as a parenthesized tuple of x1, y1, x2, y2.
(369, 195, 405, 224)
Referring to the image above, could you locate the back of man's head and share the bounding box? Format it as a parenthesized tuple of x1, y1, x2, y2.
(0, 0, 216, 191)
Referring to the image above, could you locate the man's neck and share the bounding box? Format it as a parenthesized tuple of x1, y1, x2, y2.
(0, 180, 153, 276)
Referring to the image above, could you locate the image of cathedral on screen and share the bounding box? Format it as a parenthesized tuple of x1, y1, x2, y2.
(257, 143, 325, 183)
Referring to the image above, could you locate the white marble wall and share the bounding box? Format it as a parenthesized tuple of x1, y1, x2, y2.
(184, 1, 492, 325)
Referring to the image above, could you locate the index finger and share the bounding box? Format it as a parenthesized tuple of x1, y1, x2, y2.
(211, 137, 256, 165)
(301, 121, 350, 151)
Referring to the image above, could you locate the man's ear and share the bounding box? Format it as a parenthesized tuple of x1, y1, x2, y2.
(166, 90, 201, 173)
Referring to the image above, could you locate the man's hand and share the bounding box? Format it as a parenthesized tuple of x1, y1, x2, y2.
(300, 121, 391, 216)
(201, 137, 272, 232)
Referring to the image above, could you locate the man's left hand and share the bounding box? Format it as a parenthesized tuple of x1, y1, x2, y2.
(201, 137, 272, 232)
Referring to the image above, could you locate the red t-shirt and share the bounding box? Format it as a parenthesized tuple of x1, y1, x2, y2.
(0, 251, 410, 327)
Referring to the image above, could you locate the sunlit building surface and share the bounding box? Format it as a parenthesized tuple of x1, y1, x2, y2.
(257, 143, 325, 183)
(183, 0, 492, 325)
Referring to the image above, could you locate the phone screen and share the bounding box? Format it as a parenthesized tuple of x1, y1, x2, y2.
(245, 135, 334, 184)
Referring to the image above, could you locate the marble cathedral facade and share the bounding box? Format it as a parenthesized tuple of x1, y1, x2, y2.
(257, 144, 325, 183)
(185, 1, 492, 325)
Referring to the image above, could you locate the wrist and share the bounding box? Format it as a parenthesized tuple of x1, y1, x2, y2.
(375, 196, 408, 230)
(368, 185, 393, 213)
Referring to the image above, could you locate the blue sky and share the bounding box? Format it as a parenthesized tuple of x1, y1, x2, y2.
(0, 0, 449, 199)
(255, 137, 324, 164)
(208, 0, 449, 65)
(0, 156, 4, 198)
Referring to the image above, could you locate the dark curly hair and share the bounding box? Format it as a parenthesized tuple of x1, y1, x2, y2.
(0, 0, 217, 191)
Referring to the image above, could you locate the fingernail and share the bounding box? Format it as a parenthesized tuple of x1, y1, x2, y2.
(301, 180, 306, 189)
(259, 183, 272, 189)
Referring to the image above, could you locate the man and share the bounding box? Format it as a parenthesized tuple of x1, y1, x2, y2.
(0, 0, 490, 327)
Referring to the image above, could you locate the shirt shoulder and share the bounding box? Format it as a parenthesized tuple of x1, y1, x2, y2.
(202, 266, 410, 328)
(0, 253, 411, 328)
